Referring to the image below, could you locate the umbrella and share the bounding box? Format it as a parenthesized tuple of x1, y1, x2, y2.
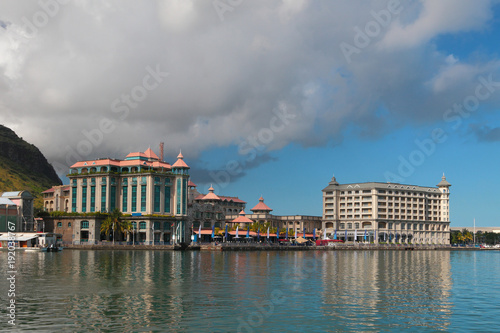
(225, 225, 228, 241)
(211, 224, 215, 238)
(313, 228, 316, 240)
(236, 226, 239, 238)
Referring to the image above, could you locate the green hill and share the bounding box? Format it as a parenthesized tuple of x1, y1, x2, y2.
(0, 124, 62, 209)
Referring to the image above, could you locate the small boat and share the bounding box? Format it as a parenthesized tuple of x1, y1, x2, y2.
(46, 244, 63, 252)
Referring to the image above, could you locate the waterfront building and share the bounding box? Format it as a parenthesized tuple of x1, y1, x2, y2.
(321, 175, 451, 244)
(42, 185, 70, 212)
(42, 148, 191, 245)
(189, 184, 246, 241)
(0, 191, 34, 232)
(226, 196, 322, 235)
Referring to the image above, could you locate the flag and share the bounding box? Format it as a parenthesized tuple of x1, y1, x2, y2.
(323, 228, 326, 240)
(364, 229, 367, 242)
(313, 228, 316, 240)
(303, 229, 306, 238)
(246, 225, 250, 238)
(294, 228, 297, 239)
(225, 225, 228, 241)
(198, 225, 202, 243)
(286, 227, 288, 240)
(257, 228, 260, 241)
(334, 229, 337, 240)
(384, 232, 387, 241)
(211, 224, 215, 238)
(267, 227, 269, 239)
(236, 226, 239, 238)
(354, 229, 358, 242)
(344, 229, 347, 241)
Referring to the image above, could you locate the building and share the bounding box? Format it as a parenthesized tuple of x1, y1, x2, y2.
(226, 196, 322, 236)
(188, 184, 246, 241)
(0, 191, 35, 232)
(42, 185, 70, 212)
(44, 148, 191, 245)
(321, 175, 451, 244)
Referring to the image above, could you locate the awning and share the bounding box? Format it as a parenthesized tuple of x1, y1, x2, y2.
(0, 233, 38, 241)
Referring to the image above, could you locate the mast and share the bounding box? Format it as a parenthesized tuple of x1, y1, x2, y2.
(473, 218, 476, 245)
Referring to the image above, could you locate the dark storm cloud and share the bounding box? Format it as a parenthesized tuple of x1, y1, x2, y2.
(0, 0, 499, 177)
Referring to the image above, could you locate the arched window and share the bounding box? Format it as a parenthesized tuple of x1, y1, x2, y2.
(139, 221, 146, 229)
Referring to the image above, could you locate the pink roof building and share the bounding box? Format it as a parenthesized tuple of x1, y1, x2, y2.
(251, 197, 273, 213)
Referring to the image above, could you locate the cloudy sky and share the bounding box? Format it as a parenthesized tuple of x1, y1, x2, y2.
(1, 0, 500, 227)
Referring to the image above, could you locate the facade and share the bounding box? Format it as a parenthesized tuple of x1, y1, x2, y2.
(0, 191, 34, 232)
(322, 175, 451, 244)
(189, 185, 246, 241)
(226, 197, 322, 235)
(49, 148, 192, 245)
(42, 185, 70, 212)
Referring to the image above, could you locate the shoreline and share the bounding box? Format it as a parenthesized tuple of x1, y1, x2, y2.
(54, 244, 498, 251)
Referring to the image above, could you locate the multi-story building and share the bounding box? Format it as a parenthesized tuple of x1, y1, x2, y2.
(321, 175, 451, 244)
(42, 185, 70, 212)
(0, 191, 34, 231)
(61, 148, 191, 245)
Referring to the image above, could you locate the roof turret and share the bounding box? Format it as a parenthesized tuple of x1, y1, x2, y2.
(437, 174, 451, 187)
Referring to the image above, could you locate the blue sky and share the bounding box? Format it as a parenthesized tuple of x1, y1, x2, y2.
(1, 1, 500, 227)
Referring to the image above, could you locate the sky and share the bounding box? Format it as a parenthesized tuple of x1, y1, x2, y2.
(1, 0, 500, 227)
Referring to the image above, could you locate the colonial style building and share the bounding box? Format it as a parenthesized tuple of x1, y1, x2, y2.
(321, 175, 451, 244)
(42, 185, 70, 212)
(226, 196, 322, 235)
(49, 148, 192, 245)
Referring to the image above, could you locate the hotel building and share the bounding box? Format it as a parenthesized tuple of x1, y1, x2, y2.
(45, 148, 191, 245)
(322, 175, 451, 244)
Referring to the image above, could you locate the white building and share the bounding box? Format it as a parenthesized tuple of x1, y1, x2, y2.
(322, 175, 451, 244)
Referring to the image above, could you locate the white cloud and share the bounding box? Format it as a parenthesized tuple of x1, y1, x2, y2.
(0, 0, 499, 176)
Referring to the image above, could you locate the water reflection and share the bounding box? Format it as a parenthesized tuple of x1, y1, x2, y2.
(2, 250, 500, 332)
(320, 251, 453, 331)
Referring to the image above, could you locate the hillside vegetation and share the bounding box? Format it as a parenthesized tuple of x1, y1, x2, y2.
(0, 125, 62, 209)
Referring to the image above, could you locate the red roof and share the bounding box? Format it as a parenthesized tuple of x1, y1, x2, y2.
(188, 180, 197, 187)
(232, 210, 254, 223)
(42, 188, 55, 193)
(219, 196, 246, 204)
(251, 197, 272, 212)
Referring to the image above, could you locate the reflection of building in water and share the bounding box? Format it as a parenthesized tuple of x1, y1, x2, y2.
(320, 251, 452, 331)
(322, 175, 451, 244)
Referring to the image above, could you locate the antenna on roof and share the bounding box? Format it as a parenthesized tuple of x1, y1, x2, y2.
(159, 142, 164, 161)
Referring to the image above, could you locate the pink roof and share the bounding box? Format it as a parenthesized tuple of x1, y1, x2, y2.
(219, 196, 246, 204)
(42, 188, 55, 194)
(144, 148, 159, 160)
(188, 180, 197, 187)
(172, 151, 189, 168)
(70, 157, 171, 169)
(203, 187, 221, 201)
(126, 152, 147, 158)
(232, 210, 254, 223)
(251, 197, 272, 212)
(194, 229, 214, 235)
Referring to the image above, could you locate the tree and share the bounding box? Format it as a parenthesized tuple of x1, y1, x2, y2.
(100, 209, 130, 242)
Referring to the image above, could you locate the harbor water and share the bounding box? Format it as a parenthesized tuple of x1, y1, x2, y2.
(1, 249, 499, 332)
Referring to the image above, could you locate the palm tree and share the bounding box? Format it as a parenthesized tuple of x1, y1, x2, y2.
(100, 209, 130, 242)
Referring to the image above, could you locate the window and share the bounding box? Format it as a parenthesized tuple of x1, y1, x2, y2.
(81, 186, 87, 213)
(154, 185, 161, 212)
(141, 185, 147, 212)
(340, 223, 345, 229)
(110, 186, 116, 211)
(101, 185, 107, 212)
(176, 179, 182, 214)
(164, 186, 171, 213)
(72, 187, 77, 212)
(90, 186, 95, 212)
(131, 185, 137, 212)
(355, 223, 359, 229)
(81, 221, 89, 229)
(57, 222, 62, 227)
(347, 223, 352, 229)
(139, 221, 146, 229)
(68, 222, 71, 227)
(122, 186, 128, 212)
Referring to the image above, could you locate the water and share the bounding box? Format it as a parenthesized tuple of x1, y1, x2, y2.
(1, 250, 499, 332)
